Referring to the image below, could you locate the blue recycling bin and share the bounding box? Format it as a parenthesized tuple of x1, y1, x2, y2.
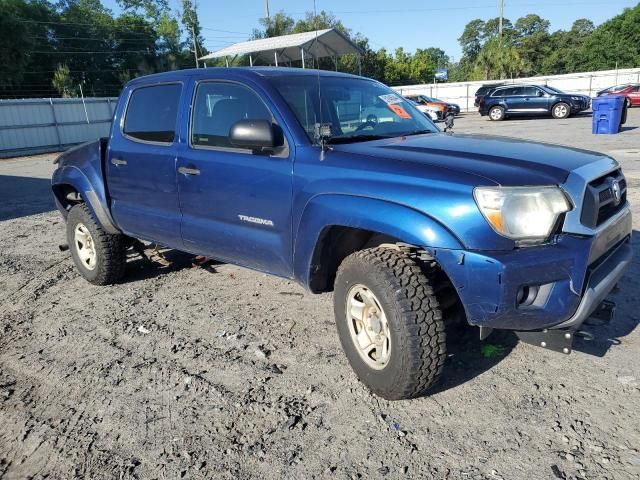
(592, 95, 624, 134)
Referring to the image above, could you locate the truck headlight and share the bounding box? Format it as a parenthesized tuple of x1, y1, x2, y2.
(474, 186, 571, 244)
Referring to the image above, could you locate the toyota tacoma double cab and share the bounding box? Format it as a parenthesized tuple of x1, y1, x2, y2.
(52, 68, 632, 400)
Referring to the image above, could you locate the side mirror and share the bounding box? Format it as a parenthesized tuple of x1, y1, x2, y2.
(537, 90, 544, 97)
(229, 119, 283, 151)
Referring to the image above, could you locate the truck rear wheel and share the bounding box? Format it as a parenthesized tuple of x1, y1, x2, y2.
(66, 204, 127, 285)
(334, 247, 446, 400)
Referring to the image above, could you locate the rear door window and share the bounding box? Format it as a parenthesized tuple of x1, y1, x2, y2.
(493, 87, 513, 96)
(123, 84, 182, 143)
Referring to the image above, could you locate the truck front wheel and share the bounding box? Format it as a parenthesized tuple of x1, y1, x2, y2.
(66, 204, 127, 285)
(334, 247, 446, 400)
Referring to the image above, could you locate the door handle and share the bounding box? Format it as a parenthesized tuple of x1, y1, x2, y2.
(178, 166, 200, 176)
(111, 158, 127, 166)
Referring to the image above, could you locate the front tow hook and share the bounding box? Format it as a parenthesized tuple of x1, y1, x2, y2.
(513, 300, 616, 354)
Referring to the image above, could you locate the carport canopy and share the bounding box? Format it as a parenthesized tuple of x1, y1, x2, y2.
(198, 28, 363, 70)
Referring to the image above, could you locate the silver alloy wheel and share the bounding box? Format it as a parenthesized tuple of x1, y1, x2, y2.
(74, 223, 97, 271)
(346, 284, 391, 370)
(490, 107, 503, 120)
(554, 104, 568, 118)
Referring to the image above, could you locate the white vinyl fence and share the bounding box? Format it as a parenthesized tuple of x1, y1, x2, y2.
(394, 67, 640, 113)
(0, 97, 117, 158)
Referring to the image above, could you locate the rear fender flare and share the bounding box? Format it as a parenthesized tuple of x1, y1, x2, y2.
(293, 194, 464, 288)
(52, 165, 120, 234)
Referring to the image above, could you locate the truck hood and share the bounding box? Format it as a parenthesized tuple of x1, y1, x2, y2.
(333, 133, 609, 186)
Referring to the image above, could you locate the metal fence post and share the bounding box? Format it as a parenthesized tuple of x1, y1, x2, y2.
(49, 98, 63, 149)
(106, 97, 114, 117)
(466, 84, 469, 112)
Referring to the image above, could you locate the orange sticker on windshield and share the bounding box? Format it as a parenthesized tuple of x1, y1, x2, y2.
(388, 104, 411, 119)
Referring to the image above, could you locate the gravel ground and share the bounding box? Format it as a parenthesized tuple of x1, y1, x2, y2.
(1, 110, 639, 480)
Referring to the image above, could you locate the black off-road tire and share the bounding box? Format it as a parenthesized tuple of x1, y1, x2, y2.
(489, 106, 505, 121)
(66, 203, 127, 285)
(334, 247, 446, 400)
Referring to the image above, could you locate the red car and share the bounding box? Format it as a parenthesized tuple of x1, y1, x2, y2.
(596, 83, 640, 108)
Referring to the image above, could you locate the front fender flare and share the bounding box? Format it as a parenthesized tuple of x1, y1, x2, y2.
(52, 165, 120, 234)
(293, 194, 464, 288)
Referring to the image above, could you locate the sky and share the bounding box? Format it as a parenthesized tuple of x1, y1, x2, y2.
(102, 0, 639, 60)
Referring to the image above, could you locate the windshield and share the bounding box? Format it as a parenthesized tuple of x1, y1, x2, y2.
(269, 75, 438, 144)
(605, 84, 631, 93)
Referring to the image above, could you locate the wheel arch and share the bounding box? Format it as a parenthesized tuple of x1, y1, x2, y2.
(52, 166, 120, 234)
(293, 194, 464, 293)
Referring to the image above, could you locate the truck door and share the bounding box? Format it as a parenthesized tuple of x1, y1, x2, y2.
(176, 80, 294, 277)
(107, 83, 184, 247)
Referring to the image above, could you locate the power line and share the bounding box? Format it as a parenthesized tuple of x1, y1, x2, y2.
(15, 17, 252, 35)
(23, 34, 246, 41)
(269, 0, 634, 16)
(199, 26, 252, 35)
(31, 50, 156, 54)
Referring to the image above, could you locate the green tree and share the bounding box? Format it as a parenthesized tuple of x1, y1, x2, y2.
(540, 19, 595, 74)
(571, 18, 596, 37)
(483, 17, 514, 38)
(514, 14, 550, 75)
(181, 0, 206, 66)
(570, 5, 640, 71)
(292, 10, 350, 35)
(52, 63, 75, 97)
(458, 19, 485, 59)
(117, 0, 169, 20)
(474, 36, 525, 80)
(514, 14, 550, 37)
(252, 10, 294, 39)
(0, 0, 56, 97)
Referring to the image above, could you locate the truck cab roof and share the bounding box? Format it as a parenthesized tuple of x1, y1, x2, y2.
(125, 66, 363, 88)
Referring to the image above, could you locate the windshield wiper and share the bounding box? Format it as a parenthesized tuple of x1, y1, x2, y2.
(326, 134, 390, 144)
(399, 129, 434, 137)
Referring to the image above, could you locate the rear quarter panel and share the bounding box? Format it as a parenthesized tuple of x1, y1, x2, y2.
(51, 139, 119, 233)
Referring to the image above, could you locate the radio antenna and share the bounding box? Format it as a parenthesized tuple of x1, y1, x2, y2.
(313, 0, 330, 160)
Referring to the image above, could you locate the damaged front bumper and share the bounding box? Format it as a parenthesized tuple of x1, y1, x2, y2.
(432, 208, 633, 350)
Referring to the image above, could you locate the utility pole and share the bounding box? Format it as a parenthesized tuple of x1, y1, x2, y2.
(264, 0, 270, 23)
(498, 0, 504, 36)
(191, 24, 199, 68)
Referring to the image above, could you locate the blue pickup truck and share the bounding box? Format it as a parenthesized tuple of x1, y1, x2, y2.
(52, 67, 632, 400)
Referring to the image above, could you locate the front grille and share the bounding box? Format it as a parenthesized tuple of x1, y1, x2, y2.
(580, 169, 627, 228)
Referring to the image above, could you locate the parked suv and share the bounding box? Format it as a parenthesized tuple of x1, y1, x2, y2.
(479, 84, 591, 120)
(52, 68, 631, 400)
(474, 83, 505, 107)
(597, 83, 640, 108)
